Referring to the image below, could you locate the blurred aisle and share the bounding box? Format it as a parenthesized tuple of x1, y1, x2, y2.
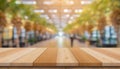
(29, 36, 94, 48)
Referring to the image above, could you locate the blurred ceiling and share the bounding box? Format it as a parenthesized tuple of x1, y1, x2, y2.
(18, 0, 92, 30)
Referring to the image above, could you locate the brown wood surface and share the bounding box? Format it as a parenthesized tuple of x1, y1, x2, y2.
(91, 48, 120, 60)
(0, 48, 120, 67)
(33, 48, 58, 66)
(71, 48, 102, 66)
(56, 48, 78, 66)
(81, 48, 120, 66)
(6, 67, 120, 69)
(0, 48, 35, 66)
(11, 48, 47, 66)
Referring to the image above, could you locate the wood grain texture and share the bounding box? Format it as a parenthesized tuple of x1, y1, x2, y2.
(71, 48, 102, 66)
(81, 48, 120, 66)
(8, 67, 65, 69)
(0, 48, 14, 53)
(91, 48, 120, 66)
(0, 67, 8, 69)
(66, 67, 120, 69)
(33, 48, 58, 66)
(6, 67, 120, 69)
(0, 48, 120, 67)
(11, 48, 47, 66)
(91, 48, 120, 60)
(3, 67, 120, 69)
(0, 48, 35, 66)
(56, 48, 78, 66)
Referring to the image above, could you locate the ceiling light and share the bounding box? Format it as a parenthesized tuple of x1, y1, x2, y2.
(81, 1, 92, 5)
(22, 1, 36, 4)
(15, 0, 21, 4)
(40, 15, 49, 19)
(49, 9, 57, 13)
(69, 1, 74, 5)
(78, 9, 82, 12)
(68, 20, 72, 24)
(34, 10, 44, 13)
(64, 9, 71, 13)
(43, 1, 53, 5)
(51, 14, 57, 18)
(75, 9, 82, 13)
(53, 10, 57, 13)
(24, 16, 28, 19)
(66, 14, 70, 17)
(75, 10, 78, 13)
(66, 0, 74, 5)
(70, 17, 74, 20)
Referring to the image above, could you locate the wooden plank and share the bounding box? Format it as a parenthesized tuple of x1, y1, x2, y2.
(0, 67, 8, 69)
(104, 48, 120, 55)
(71, 48, 102, 66)
(4, 67, 120, 69)
(8, 67, 65, 69)
(11, 48, 47, 66)
(66, 67, 120, 69)
(81, 48, 120, 66)
(0, 48, 35, 66)
(56, 48, 78, 66)
(102, 48, 120, 61)
(33, 48, 58, 66)
(0, 48, 120, 67)
(91, 48, 120, 61)
(0, 48, 25, 58)
(0, 48, 14, 53)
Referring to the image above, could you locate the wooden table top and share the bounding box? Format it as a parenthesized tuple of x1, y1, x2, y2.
(0, 48, 120, 67)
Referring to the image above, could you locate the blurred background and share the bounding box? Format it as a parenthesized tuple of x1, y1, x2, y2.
(0, 0, 120, 48)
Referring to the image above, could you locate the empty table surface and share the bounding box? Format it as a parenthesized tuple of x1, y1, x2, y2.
(0, 48, 120, 66)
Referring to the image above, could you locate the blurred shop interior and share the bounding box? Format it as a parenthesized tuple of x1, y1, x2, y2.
(0, 0, 120, 48)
